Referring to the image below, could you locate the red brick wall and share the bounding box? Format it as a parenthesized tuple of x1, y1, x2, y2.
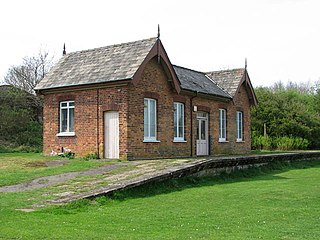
(127, 58, 191, 159)
(42, 86, 129, 158)
(42, 59, 252, 159)
(43, 90, 98, 157)
(97, 86, 129, 159)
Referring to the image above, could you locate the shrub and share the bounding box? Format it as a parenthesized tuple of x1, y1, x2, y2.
(252, 132, 272, 150)
(83, 152, 99, 161)
(252, 133, 309, 151)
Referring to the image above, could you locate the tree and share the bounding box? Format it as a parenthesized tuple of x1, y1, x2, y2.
(4, 50, 54, 94)
(0, 85, 42, 149)
(252, 83, 320, 150)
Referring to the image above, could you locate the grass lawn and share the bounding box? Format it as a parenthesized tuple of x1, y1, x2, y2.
(0, 153, 320, 239)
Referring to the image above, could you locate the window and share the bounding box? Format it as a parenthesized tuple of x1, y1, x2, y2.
(60, 101, 74, 134)
(236, 111, 243, 142)
(219, 109, 226, 142)
(174, 102, 184, 141)
(144, 98, 157, 141)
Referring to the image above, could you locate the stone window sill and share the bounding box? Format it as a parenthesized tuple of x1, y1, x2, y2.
(173, 139, 187, 143)
(143, 139, 161, 143)
(219, 140, 229, 143)
(236, 140, 245, 143)
(56, 132, 75, 137)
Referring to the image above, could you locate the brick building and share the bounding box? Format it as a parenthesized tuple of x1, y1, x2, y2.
(35, 37, 257, 159)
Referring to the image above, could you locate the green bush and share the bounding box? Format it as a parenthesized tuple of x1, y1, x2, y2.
(0, 86, 43, 152)
(252, 132, 272, 150)
(252, 133, 309, 151)
(82, 152, 99, 161)
(0, 144, 42, 153)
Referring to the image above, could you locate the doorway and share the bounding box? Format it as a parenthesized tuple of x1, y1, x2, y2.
(104, 111, 119, 159)
(196, 112, 208, 156)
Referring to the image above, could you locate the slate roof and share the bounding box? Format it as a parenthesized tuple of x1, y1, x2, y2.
(173, 65, 231, 99)
(206, 68, 245, 97)
(35, 38, 157, 90)
(35, 37, 246, 100)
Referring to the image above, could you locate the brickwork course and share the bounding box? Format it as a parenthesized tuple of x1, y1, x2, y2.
(35, 37, 257, 159)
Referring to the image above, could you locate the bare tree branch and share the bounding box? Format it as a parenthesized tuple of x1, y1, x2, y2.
(4, 49, 54, 94)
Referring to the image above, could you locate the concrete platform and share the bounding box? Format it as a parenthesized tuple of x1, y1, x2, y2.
(47, 151, 320, 205)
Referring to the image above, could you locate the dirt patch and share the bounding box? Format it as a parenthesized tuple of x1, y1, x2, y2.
(24, 160, 69, 168)
(24, 161, 47, 168)
(45, 160, 69, 167)
(0, 164, 128, 192)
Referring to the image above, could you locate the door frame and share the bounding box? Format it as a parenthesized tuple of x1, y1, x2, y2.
(196, 112, 209, 156)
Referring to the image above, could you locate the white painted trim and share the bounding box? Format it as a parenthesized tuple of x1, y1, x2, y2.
(173, 102, 185, 141)
(219, 109, 227, 141)
(60, 100, 74, 134)
(236, 111, 243, 142)
(173, 139, 187, 143)
(56, 132, 75, 137)
(143, 139, 161, 143)
(144, 98, 157, 140)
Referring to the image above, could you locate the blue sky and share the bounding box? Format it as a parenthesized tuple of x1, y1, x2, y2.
(1, 0, 319, 87)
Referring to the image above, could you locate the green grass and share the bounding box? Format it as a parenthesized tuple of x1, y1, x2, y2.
(0, 152, 119, 186)
(0, 153, 319, 239)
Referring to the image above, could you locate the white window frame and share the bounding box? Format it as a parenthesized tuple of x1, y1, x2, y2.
(143, 98, 159, 142)
(173, 102, 185, 142)
(57, 100, 75, 136)
(219, 109, 227, 142)
(236, 111, 243, 142)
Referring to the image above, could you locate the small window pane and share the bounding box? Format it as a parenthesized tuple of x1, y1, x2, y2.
(69, 101, 74, 107)
(61, 102, 67, 107)
(201, 120, 206, 140)
(174, 105, 178, 138)
(69, 108, 74, 132)
(150, 124, 156, 138)
(219, 109, 226, 140)
(61, 109, 68, 132)
(178, 125, 183, 138)
(196, 119, 200, 140)
(150, 100, 156, 137)
(178, 110, 183, 138)
(144, 100, 149, 138)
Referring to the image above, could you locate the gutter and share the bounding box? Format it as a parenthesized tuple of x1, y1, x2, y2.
(180, 89, 232, 102)
(35, 78, 132, 95)
(190, 92, 198, 157)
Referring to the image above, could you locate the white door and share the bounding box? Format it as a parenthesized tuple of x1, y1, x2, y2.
(104, 111, 119, 159)
(196, 112, 208, 156)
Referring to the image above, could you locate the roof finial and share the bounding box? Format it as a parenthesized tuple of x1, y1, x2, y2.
(157, 24, 160, 39)
(63, 43, 66, 56)
(245, 57, 247, 70)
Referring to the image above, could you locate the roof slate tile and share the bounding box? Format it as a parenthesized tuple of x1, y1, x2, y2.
(173, 65, 231, 99)
(35, 37, 246, 100)
(35, 38, 157, 90)
(206, 68, 245, 97)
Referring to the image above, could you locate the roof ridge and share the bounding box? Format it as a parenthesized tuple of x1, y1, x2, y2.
(173, 64, 205, 75)
(206, 68, 245, 74)
(67, 37, 157, 56)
